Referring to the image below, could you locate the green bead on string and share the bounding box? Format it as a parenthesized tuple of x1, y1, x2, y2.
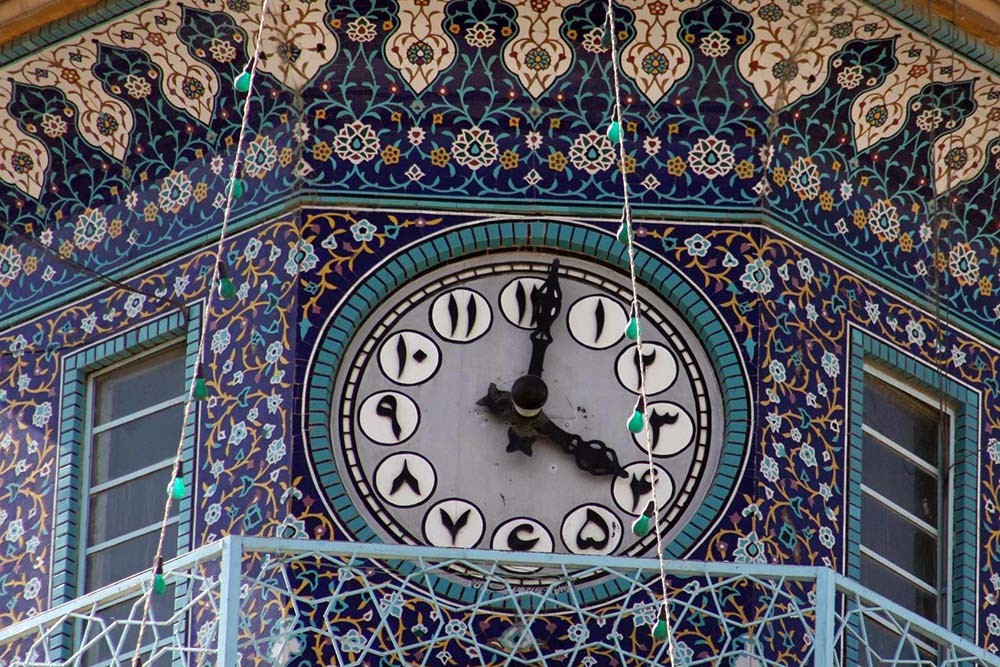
(228, 177, 246, 199)
(606, 120, 621, 143)
(217, 261, 237, 299)
(624, 316, 641, 340)
(631, 500, 655, 537)
(627, 409, 645, 434)
(234, 69, 251, 93)
(193, 367, 208, 401)
(152, 556, 167, 595)
(652, 617, 669, 642)
(170, 462, 187, 500)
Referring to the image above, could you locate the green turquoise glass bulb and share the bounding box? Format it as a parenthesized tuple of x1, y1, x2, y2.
(631, 514, 651, 537)
(627, 410, 645, 434)
(153, 573, 167, 595)
(652, 618, 668, 641)
(625, 317, 641, 340)
(170, 477, 187, 500)
(229, 178, 245, 199)
(606, 120, 621, 143)
(234, 70, 251, 93)
(219, 276, 237, 299)
(616, 222, 632, 244)
(193, 376, 208, 401)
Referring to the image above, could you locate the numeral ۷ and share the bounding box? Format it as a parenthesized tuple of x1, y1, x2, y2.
(423, 499, 485, 549)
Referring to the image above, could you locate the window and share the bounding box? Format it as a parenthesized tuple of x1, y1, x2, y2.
(847, 331, 979, 653)
(81, 343, 187, 592)
(859, 367, 950, 624)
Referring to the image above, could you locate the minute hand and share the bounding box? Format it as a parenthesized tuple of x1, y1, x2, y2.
(527, 259, 563, 377)
(535, 413, 627, 478)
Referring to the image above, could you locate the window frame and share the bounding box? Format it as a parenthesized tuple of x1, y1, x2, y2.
(78, 342, 188, 596)
(52, 307, 201, 606)
(848, 327, 980, 641)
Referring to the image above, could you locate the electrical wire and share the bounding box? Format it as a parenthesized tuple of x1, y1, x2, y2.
(128, 1, 274, 663)
(603, 3, 677, 660)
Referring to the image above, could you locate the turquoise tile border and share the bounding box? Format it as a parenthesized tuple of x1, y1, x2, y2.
(846, 325, 979, 641)
(305, 219, 752, 606)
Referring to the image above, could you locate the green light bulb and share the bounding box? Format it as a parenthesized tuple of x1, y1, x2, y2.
(616, 222, 632, 244)
(153, 573, 167, 595)
(631, 514, 651, 537)
(170, 477, 187, 500)
(606, 120, 621, 143)
(193, 376, 208, 401)
(234, 70, 251, 93)
(627, 410, 645, 434)
(625, 317, 641, 340)
(652, 618, 668, 642)
(218, 276, 237, 299)
(228, 178, 245, 199)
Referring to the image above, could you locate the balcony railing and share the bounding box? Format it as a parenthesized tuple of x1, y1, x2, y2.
(1, 536, 996, 667)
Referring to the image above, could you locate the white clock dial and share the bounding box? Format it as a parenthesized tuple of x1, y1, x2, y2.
(374, 453, 437, 507)
(423, 498, 485, 548)
(566, 295, 628, 349)
(324, 249, 729, 590)
(612, 462, 674, 516)
(615, 342, 678, 395)
(378, 331, 441, 385)
(560, 504, 622, 556)
(499, 277, 545, 328)
(358, 391, 420, 445)
(430, 289, 492, 343)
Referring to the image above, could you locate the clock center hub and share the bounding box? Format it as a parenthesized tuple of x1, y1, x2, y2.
(510, 374, 548, 417)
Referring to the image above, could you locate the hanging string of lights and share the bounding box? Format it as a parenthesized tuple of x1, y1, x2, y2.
(128, 1, 274, 664)
(602, 0, 677, 654)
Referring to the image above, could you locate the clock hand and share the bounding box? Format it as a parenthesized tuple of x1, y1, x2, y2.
(527, 259, 563, 377)
(478, 385, 626, 476)
(534, 413, 628, 478)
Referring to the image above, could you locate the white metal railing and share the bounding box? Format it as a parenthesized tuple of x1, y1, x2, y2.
(1, 536, 996, 667)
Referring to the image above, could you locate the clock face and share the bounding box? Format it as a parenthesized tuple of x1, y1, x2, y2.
(322, 250, 728, 585)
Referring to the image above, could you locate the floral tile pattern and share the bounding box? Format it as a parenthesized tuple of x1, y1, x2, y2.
(0, 0, 998, 662)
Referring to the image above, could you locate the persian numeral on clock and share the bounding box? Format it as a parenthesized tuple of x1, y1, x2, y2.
(560, 504, 622, 556)
(567, 295, 628, 349)
(378, 330, 441, 385)
(499, 277, 546, 329)
(373, 453, 437, 507)
(430, 288, 493, 343)
(492, 517, 553, 573)
(423, 498, 485, 548)
(615, 342, 678, 395)
(611, 462, 674, 516)
(632, 402, 696, 457)
(358, 391, 420, 445)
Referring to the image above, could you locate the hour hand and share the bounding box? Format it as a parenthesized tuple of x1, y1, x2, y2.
(527, 259, 563, 377)
(535, 414, 627, 478)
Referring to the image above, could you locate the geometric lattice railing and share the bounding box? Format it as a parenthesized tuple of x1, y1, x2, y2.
(1, 536, 996, 667)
